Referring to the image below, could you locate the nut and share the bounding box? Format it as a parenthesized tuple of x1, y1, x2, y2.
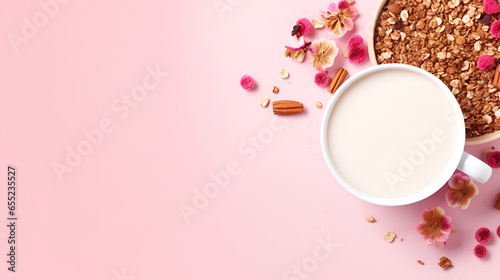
(259, 97, 270, 107)
(280, 69, 289, 78)
(384, 230, 396, 243)
(316, 102, 322, 109)
(272, 86, 279, 94)
(438, 257, 453, 269)
(365, 215, 376, 223)
(272, 100, 304, 115)
(388, 3, 402, 15)
(417, 260, 425, 265)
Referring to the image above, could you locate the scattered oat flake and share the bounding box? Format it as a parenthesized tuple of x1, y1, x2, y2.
(342, 49, 349, 57)
(259, 96, 270, 107)
(417, 260, 425, 265)
(311, 18, 324, 29)
(365, 215, 376, 223)
(280, 69, 289, 78)
(384, 230, 396, 242)
(438, 257, 453, 269)
(316, 102, 323, 109)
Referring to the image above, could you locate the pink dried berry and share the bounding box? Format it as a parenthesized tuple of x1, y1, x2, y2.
(475, 227, 492, 243)
(240, 75, 255, 90)
(484, 0, 500, 14)
(347, 46, 367, 64)
(477, 55, 495, 71)
(491, 20, 500, 38)
(474, 244, 487, 258)
(347, 35, 363, 49)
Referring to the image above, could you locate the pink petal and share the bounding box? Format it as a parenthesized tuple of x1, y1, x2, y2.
(344, 17, 354, 31)
(434, 232, 450, 243)
(448, 172, 471, 190)
(460, 198, 472, 210)
(327, 2, 338, 12)
(445, 189, 460, 208)
(440, 215, 453, 233)
(349, 6, 359, 19)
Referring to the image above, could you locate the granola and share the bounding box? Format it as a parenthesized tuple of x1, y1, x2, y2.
(374, 0, 500, 137)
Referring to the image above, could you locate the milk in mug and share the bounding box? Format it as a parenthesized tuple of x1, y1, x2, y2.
(327, 68, 460, 198)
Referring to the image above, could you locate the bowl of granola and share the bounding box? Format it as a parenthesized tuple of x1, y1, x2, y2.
(368, 0, 500, 145)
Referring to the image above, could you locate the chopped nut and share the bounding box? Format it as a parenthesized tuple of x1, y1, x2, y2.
(384, 230, 396, 242)
(272, 86, 279, 94)
(417, 260, 425, 265)
(280, 69, 289, 78)
(484, 115, 493, 124)
(495, 193, 500, 210)
(259, 97, 270, 107)
(342, 49, 349, 57)
(400, 238, 404, 242)
(388, 3, 402, 15)
(365, 215, 376, 223)
(311, 18, 324, 29)
(316, 102, 322, 109)
(438, 257, 453, 269)
(461, 61, 470, 71)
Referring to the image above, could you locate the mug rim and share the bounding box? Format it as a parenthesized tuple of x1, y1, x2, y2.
(320, 64, 466, 206)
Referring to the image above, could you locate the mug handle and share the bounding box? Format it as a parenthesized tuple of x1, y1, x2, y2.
(457, 151, 492, 183)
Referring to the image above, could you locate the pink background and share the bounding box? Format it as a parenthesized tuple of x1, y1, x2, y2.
(1, 0, 500, 279)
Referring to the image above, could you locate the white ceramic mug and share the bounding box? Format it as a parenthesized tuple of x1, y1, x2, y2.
(320, 64, 492, 206)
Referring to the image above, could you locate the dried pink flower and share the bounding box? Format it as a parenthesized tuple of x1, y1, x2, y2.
(240, 75, 255, 90)
(445, 172, 479, 209)
(477, 54, 495, 70)
(484, 0, 500, 14)
(309, 38, 339, 71)
(297, 18, 312, 36)
(474, 244, 487, 258)
(322, 1, 358, 38)
(475, 227, 492, 243)
(491, 20, 500, 38)
(487, 150, 500, 168)
(416, 206, 452, 247)
(347, 46, 367, 63)
(347, 35, 363, 49)
(314, 72, 331, 87)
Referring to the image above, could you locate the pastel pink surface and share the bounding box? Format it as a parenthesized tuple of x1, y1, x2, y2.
(0, 1, 499, 280)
